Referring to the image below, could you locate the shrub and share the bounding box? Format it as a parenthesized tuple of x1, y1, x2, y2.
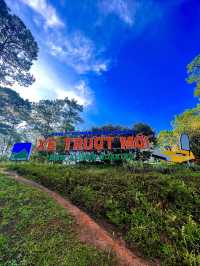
(5, 162, 200, 266)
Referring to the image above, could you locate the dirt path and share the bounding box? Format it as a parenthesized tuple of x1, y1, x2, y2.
(3, 171, 157, 266)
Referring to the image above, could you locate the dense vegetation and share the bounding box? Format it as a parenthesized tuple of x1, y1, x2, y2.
(0, 173, 116, 266)
(5, 162, 200, 266)
(158, 105, 200, 159)
(0, 0, 38, 87)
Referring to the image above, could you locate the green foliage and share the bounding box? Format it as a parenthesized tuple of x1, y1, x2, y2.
(172, 104, 200, 158)
(6, 162, 200, 265)
(190, 133, 200, 159)
(0, 0, 38, 87)
(133, 123, 156, 144)
(0, 174, 116, 266)
(187, 54, 200, 98)
(32, 98, 83, 136)
(0, 88, 83, 159)
(0, 87, 31, 134)
(172, 105, 200, 134)
(158, 104, 200, 159)
(91, 124, 130, 132)
(157, 130, 179, 148)
(0, 87, 32, 158)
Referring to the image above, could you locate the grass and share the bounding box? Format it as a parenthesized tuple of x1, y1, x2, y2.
(0, 173, 116, 266)
(4, 162, 200, 266)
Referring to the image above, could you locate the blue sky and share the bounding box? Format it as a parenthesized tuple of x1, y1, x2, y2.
(5, 0, 200, 132)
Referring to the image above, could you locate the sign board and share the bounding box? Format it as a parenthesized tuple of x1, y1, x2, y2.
(36, 135, 150, 152)
(10, 143, 32, 161)
(36, 131, 150, 163)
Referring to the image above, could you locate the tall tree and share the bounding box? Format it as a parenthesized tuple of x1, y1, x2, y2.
(187, 54, 200, 97)
(60, 98, 83, 131)
(32, 98, 83, 137)
(0, 0, 38, 87)
(133, 123, 156, 144)
(31, 100, 61, 137)
(0, 87, 31, 156)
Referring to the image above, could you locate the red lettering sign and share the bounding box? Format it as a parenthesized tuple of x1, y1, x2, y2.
(105, 137, 113, 150)
(36, 134, 150, 152)
(94, 137, 104, 151)
(120, 136, 134, 149)
(73, 138, 83, 151)
(134, 135, 150, 149)
(120, 135, 150, 150)
(64, 138, 71, 151)
(46, 138, 56, 152)
(83, 138, 93, 150)
(36, 138, 56, 152)
(36, 139, 46, 151)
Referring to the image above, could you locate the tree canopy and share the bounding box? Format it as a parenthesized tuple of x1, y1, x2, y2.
(133, 123, 156, 144)
(0, 0, 38, 87)
(157, 130, 179, 149)
(0, 87, 32, 156)
(91, 123, 156, 141)
(0, 87, 31, 136)
(187, 54, 200, 97)
(32, 98, 83, 137)
(173, 104, 200, 134)
(173, 105, 200, 158)
(91, 124, 129, 132)
(0, 87, 84, 157)
(158, 105, 200, 158)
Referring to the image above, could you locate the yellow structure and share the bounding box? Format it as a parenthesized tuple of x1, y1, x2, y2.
(162, 148, 195, 163)
(152, 133, 195, 163)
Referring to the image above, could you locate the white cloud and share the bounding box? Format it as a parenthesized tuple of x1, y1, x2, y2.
(99, 0, 138, 26)
(56, 81, 93, 106)
(12, 61, 93, 107)
(6, 0, 109, 75)
(19, 0, 64, 28)
(48, 31, 109, 74)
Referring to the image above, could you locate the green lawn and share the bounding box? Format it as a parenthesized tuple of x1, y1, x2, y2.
(4, 162, 200, 266)
(0, 173, 116, 266)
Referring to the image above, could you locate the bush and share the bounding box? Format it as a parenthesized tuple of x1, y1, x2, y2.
(5, 162, 200, 265)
